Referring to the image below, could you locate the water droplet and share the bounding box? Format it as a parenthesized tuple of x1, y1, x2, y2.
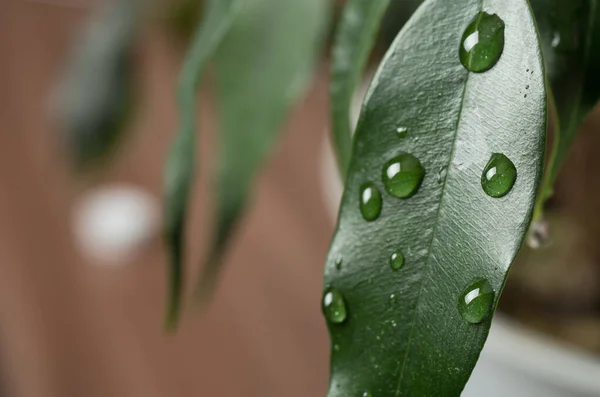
(459, 12, 505, 73)
(333, 344, 340, 352)
(390, 250, 405, 270)
(389, 293, 397, 303)
(391, 320, 398, 327)
(362, 392, 372, 397)
(552, 31, 561, 48)
(382, 154, 425, 198)
(359, 182, 382, 221)
(322, 287, 347, 324)
(335, 257, 343, 270)
(396, 127, 408, 137)
(437, 167, 447, 184)
(481, 153, 517, 197)
(527, 218, 551, 249)
(458, 278, 495, 324)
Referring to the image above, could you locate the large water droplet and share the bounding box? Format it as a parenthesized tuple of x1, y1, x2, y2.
(481, 153, 517, 197)
(382, 154, 425, 198)
(390, 250, 405, 271)
(359, 182, 382, 221)
(322, 287, 347, 324)
(459, 12, 505, 73)
(458, 278, 495, 324)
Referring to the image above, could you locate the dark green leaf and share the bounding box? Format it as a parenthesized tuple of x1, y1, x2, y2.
(531, 0, 600, 220)
(323, 0, 546, 395)
(193, 0, 330, 301)
(163, 0, 243, 330)
(330, 0, 391, 177)
(55, 0, 139, 169)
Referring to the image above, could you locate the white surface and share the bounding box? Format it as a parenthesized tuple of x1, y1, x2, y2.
(73, 184, 159, 265)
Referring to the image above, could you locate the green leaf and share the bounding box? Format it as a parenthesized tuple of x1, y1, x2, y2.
(323, 0, 546, 395)
(330, 0, 391, 177)
(193, 0, 330, 301)
(531, 0, 600, 220)
(163, 0, 243, 330)
(55, 0, 139, 169)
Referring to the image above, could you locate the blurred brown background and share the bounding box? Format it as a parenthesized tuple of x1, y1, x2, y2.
(0, 1, 334, 396)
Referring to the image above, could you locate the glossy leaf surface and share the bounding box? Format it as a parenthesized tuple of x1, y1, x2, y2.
(323, 0, 546, 395)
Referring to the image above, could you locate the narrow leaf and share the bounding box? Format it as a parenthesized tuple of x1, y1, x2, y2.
(54, 0, 139, 169)
(323, 1, 546, 396)
(193, 0, 330, 301)
(532, 0, 600, 219)
(163, 0, 243, 330)
(330, 0, 391, 177)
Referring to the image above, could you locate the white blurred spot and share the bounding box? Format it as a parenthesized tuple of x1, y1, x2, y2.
(73, 184, 159, 266)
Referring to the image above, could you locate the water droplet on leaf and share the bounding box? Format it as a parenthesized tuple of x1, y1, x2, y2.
(396, 127, 408, 137)
(458, 278, 495, 324)
(335, 256, 343, 270)
(481, 153, 517, 197)
(527, 218, 551, 249)
(359, 182, 382, 221)
(390, 250, 405, 270)
(437, 167, 447, 184)
(322, 287, 347, 324)
(459, 12, 505, 73)
(382, 154, 425, 198)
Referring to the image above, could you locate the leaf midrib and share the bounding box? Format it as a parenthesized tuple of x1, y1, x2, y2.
(394, 2, 482, 392)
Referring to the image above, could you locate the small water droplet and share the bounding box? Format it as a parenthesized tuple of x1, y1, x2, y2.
(322, 287, 347, 324)
(460, 12, 505, 73)
(359, 182, 382, 221)
(458, 278, 495, 324)
(481, 153, 517, 197)
(389, 293, 397, 303)
(437, 167, 447, 184)
(333, 344, 340, 352)
(391, 320, 397, 327)
(527, 218, 551, 249)
(382, 154, 425, 198)
(362, 392, 372, 397)
(396, 127, 408, 137)
(390, 250, 405, 270)
(552, 31, 561, 48)
(335, 257, 343, 270)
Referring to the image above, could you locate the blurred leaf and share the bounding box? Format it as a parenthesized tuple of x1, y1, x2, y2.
(193, 0, 331, 302)
(55, 0, 139, 169)
(164, 0, 243, 330)
(164, 0, 204, 41)
(330, 0, 391, 177)
(323, 1, 546, 395)
(531, 0, 600, 220)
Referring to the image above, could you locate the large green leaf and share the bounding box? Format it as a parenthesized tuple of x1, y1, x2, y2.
(323, 0, 546, 395)
(531, 0, 600, 220)
(163, 0, 243, 329)
(55, 0, 139, 169)
(330, 0, 392, 177)
(192, 0, 330, 301)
